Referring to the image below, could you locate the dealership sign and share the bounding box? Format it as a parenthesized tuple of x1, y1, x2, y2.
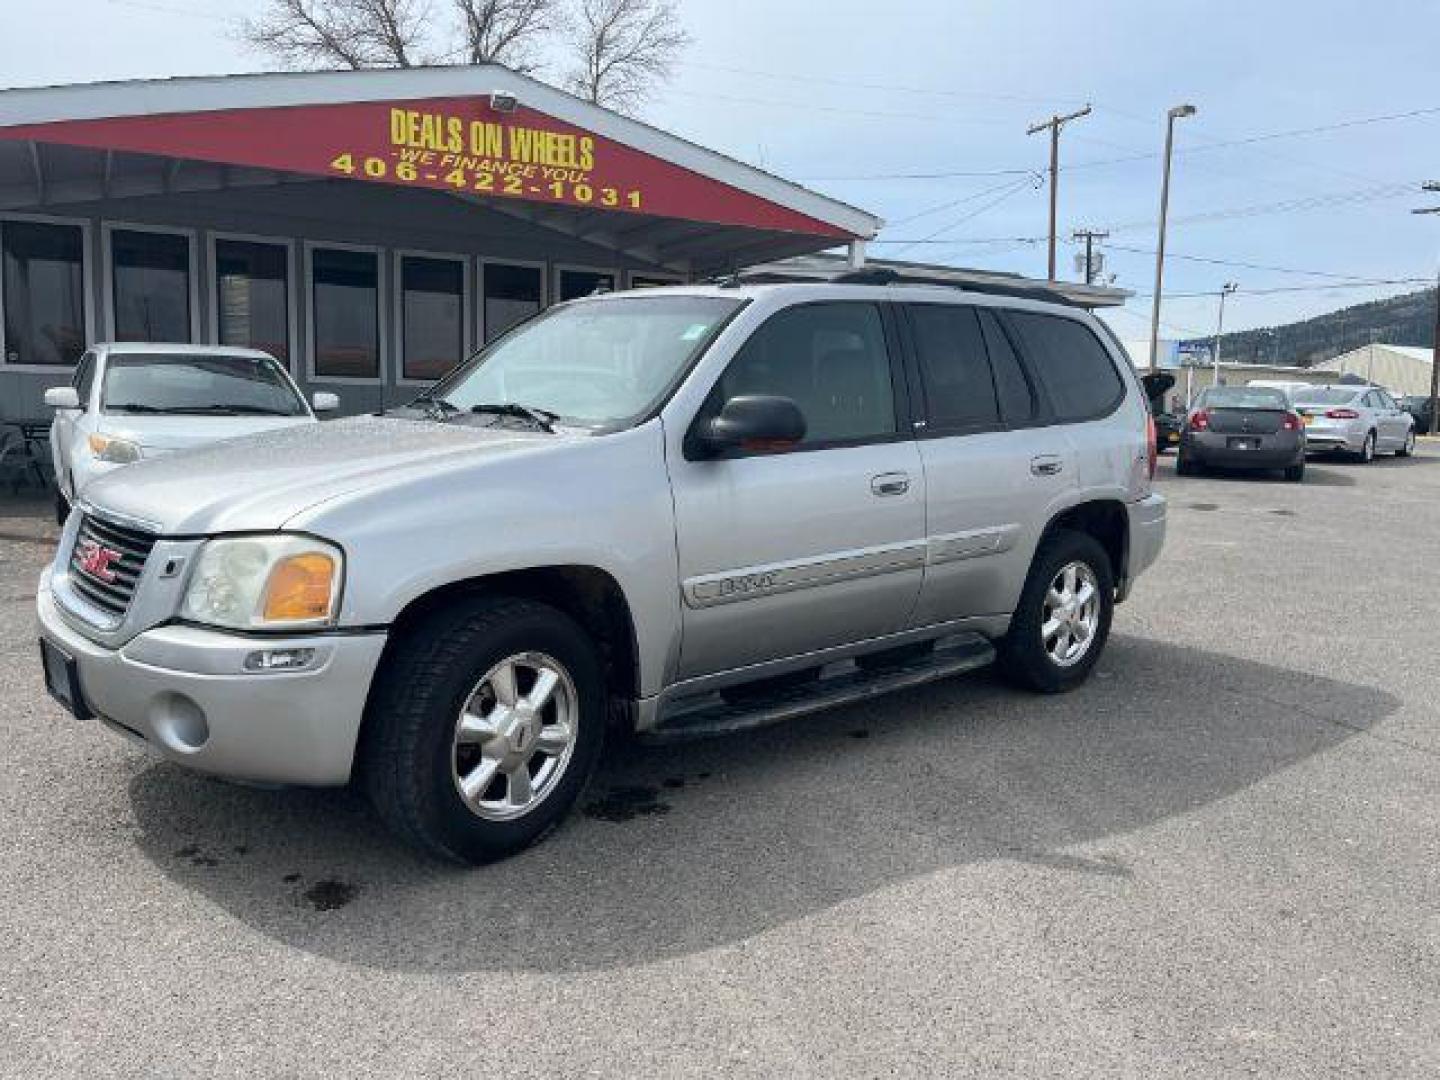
(0, 96, 850, 237)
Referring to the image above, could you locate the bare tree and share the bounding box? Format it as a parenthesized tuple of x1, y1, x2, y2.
(563, 0, 689, 114)
(452, 0, 564, 72)
(241, 0, 433, 68)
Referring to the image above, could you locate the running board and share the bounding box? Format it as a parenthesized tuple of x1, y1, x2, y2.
(642, 634, 996, 744)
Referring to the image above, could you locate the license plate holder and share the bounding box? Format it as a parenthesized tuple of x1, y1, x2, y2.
(39, 638, 92, 721)
(1227, 437, 1256, 450)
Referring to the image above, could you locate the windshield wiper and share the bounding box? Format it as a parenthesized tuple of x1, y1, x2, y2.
(408, 390, 460, 422)
(469, 402, 559, 432)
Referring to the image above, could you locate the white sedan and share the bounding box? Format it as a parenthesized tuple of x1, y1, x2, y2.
(1291, 384, 1417, 462)
(45, 343, 337, 522)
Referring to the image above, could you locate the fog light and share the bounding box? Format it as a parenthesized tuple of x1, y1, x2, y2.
(243, 648, 316, 673)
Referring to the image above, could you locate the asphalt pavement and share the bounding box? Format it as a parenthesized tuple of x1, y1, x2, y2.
(2, 448, 1438, 1078)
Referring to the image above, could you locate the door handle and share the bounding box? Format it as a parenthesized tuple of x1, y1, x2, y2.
(1030, 455, 1064, 477)
(871, 472, 910, 496)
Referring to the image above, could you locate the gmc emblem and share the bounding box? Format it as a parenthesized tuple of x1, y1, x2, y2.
(77, 540, 122, 584)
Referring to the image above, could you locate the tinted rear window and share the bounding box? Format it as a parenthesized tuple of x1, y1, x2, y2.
(1006, 311, 1124, 422)
(1198, 386, 1289, 409)
(907, 304, 998, 429)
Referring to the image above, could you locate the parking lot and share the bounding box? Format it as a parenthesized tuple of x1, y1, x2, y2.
(2, 448, 1438, 1078)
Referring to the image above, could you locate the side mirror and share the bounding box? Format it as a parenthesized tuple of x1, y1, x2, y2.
(311, 391, 340, 413)
(690, 394, 806, 458)
(44, 386, 80, 411)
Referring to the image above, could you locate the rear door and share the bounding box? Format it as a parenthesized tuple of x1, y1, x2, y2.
(668, 301, 926, 679)
(905, 303, 1075, 625)
(1373, 390, 1408, 447)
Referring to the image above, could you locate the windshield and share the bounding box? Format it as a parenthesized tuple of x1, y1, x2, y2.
(1197, 386, 1289, 409)
(102, 353, 307, 416)
(1292, 388, 1362, 407)
(424, 295, 744, 428)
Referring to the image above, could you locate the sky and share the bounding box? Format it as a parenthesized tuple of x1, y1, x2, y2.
(3, 0, 1438, 351)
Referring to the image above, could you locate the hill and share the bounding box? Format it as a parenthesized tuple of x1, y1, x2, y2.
(1181, 287, 1436, 368)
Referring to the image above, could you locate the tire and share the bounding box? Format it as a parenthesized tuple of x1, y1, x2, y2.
(1284, 462, 1305, 482)
(997, 529, 1114, 694)
(1396, 429, 1415, 458)
(1176, 451, 1202, 476)
(1354, 431, 1376, 463)
(361, 596, 605, 865)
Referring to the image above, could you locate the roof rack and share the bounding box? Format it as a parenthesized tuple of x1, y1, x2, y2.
(709, 265, 1096, 308)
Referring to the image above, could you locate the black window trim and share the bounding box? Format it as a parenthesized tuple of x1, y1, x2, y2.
(997, 306, 1128, 426)
(684, 298, 913, 461)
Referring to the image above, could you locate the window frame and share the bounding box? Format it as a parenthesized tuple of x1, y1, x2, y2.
(393, 248, 472, 387)
(206, 231, 299, 371)
(995, 306, 1127, 426)
(304, 239, 387, 386)
(102, 221, 201, 344)
(0, 212, 95, 373)
(478, 257, 548, 344)
(685, 299, 913, 461)
(554, 263, 620, 304)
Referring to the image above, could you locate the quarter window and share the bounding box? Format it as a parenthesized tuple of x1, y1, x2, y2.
(214, 239, 291, 364)
(111, 228, 192, 343)
(1006, 311, 1124, 422)
(715, 302, 897, 446)
(907, 304, 998, 429)
(311, 247, 380, 379)
(2, 219, 88, 367)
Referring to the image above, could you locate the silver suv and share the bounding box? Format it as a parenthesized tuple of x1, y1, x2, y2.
(37, 277, 1166, 863)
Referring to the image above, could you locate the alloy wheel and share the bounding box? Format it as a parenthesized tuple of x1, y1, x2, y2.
(1041, 562, 1101, 668)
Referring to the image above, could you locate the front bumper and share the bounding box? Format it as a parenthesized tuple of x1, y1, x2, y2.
(1120, 492, 1166, 601)
(37, 572, 387, 786)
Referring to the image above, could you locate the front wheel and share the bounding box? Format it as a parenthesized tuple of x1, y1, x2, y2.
(361, 596, 605, 865)
(997, 530, 1114, 694)
(1355, 431, 1376, 463)
(1284, 462, 1305, 482)
(1176, 450, 1201, 476)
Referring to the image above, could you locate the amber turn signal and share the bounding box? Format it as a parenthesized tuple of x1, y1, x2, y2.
(261, 553, 337, 623)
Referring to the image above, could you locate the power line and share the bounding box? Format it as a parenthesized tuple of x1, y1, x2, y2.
(1131, 277, 1432, 299)
(887, 176, 1044, 227)
(885, 176, 1041, 257)
(1098, 242, 1408, 281)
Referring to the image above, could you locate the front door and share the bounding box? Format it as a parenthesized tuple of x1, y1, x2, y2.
(668, 301, 926, 680)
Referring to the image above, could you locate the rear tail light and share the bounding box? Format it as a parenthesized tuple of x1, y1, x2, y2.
(1145, 412, 1157, 479)
(1188, 408, 1210, 431)
(1282, 412, 1303, 431)
(1325, 408, 1360, 419)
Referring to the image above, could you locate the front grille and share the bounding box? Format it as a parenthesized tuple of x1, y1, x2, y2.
(67, 513, 158, 619)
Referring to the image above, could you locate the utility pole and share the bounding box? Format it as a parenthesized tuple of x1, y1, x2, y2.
(1027, 104, 1092, 280)
(1212, 282, 1238, 390)
(1415, 182, 1440, 435)
(1072, 228, 1109, 285)
(1148, 103, 1198, 373)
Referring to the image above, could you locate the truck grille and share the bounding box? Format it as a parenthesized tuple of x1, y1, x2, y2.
(68, 513, 158, 618)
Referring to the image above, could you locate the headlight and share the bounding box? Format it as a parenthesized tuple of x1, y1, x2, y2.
(88, 433, 142, 464)
(181, 535, 343, 630)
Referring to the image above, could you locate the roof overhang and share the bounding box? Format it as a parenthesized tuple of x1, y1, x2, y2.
(0, 65, 881, 272)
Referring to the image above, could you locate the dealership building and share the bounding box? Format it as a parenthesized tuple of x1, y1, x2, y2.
(0, 64, 894, 418)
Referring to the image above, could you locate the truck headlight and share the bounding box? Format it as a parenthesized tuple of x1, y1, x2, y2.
(87, 433, 142, 464)
(181, 535, 344, 630)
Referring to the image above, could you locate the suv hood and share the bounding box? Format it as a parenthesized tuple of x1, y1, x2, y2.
(82, 415, 567, 534)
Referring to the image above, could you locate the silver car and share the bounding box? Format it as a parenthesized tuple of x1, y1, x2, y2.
(1292, 385, 1417, 461)
(37, 279, 1166, 863)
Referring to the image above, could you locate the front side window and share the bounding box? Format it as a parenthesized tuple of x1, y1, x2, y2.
(429, 294, 742, 428)
(483, 263, 544, 342)
(713, 302, 897, 446)
(907, 303, 998, 430)
(557, 268, 615, 302)
(2, 220, 87, 367)
(102, 352, 307, 417)
(311, 247, 379, 379)
(400, 255, 465, 382)
(215, 239, 290, 364)
(111, 229, 192, 343)
(1007, 311, 1123, 422)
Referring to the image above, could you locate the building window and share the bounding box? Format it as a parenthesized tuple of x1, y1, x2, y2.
(2, 219, 87, 367)
(311, 246, 379, 380)
(215, 239, 291, 365)
(629, 273, 684, 289)
(483, 262, 543, 342)
(111, 228, 192, 343)
(399, 255, 465, 381)
(557, 267, 615, 302)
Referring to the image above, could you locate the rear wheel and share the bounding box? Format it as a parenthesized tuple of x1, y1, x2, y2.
(1397, 429, 1416, 458)
(1284, 461, 1305, 482)
(997, 530, 1114, 694)
(361, 596, 605, 865)
(1176, 450, 1201, 476)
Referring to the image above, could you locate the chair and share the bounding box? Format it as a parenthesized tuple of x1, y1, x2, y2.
(0, 428, 29, 495)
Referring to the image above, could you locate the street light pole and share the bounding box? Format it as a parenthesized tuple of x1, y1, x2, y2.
(1415, 182, 1440, 435)
(1212, 282, 1238, 389)
(1027, 104, 1092, 280)
(1148, 103, 1197, 373)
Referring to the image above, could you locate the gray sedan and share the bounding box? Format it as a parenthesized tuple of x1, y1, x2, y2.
(1292, 385, 1416, 461)
(1177, 385, 1307, 481)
